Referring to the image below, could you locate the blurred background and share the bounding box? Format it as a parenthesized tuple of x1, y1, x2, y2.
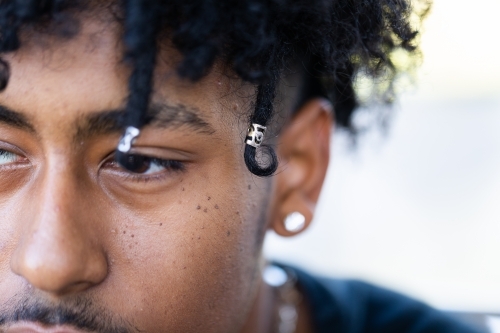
(264, 0, 500, 317)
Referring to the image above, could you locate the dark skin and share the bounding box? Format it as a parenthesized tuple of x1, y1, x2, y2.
(0, 17, 331, 333)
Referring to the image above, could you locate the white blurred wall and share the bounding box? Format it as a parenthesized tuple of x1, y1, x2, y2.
(264, 0, 500, 313)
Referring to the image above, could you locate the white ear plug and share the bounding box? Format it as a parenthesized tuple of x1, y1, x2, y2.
(284, 212, 306, 233)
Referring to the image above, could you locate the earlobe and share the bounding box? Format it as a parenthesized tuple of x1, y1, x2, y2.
(273, 192, 315, 237)
(270, 98, 333, 237)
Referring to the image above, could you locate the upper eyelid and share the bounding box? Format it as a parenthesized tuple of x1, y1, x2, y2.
(0, 140, 30, 157)
(102, 154, 185, 170)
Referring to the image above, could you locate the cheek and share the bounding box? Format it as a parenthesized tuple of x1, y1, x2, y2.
(99, 169, 268, 331)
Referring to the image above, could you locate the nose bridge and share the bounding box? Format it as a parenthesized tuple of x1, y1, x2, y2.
(11, 156, 108, 295)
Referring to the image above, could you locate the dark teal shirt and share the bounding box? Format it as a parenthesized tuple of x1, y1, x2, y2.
(285, 265, 487, 333)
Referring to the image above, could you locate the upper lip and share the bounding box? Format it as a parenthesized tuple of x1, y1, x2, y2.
(3, 322, 91, 333)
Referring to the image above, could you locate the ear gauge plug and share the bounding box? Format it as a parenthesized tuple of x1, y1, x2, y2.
(284, 212, 306, 233)
(116, 126, 142, 172)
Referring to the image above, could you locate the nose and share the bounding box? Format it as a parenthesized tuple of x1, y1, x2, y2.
(10, 163, 108, 295)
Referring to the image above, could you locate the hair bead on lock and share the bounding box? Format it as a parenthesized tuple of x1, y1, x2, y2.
(246, 123, 267, 148)
(118, 126, 140, 153)
(115, 126, 144, 172)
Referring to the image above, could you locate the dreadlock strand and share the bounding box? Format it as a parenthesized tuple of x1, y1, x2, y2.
(244, 72, 279, 177)
(122, 0, 161, 128)
(114, 0, 161, 170)
(0, 2, 20, 51)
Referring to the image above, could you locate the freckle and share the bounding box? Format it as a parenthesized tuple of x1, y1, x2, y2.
(182, 187, 185, 191)
(197, 205, 201, 210)
(215, 204, 219, 209)
(135, 242, 138, 245)
(198, 236, 201, 240)
(227, 231, 231, 236)
(236, 211, 240, 215)
(123, 231, 126, 234)
(248, 185, 251, 190)
(204, 208, 208, 213)
(183, 267, 186, 269)
(131, 234, 134, 238)
(160, 223, 163, 226)
(207, 196, 211, 200)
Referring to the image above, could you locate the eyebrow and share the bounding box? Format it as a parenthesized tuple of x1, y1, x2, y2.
(0, 104, 35, 132)
(0, 102, 215, 139)
(76, 102, 216, 140)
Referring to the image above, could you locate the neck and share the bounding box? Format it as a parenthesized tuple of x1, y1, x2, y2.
(239, 272, 313, 333)
(240, 278, 276, 333)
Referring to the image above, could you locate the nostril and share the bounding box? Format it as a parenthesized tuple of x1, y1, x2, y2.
(57, 281, 96, 295)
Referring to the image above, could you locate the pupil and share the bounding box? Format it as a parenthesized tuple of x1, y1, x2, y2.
(127, 155, 151, 174)
(116, 152, 151, 174)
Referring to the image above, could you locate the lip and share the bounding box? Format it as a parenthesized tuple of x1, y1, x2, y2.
(4, 322, 90, 333)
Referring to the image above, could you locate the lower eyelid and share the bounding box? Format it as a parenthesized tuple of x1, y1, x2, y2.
(124, 172, 170, 183)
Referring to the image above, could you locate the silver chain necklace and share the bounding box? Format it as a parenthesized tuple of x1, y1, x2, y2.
(263, 265, 302, 333)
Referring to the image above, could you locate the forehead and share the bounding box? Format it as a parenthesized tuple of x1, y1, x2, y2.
(0, 16, 252, 132)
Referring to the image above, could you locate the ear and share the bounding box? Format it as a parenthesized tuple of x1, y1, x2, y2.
(270, 98, 333, 237)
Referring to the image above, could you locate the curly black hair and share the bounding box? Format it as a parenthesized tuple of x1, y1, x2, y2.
(0, 0, 430, 177)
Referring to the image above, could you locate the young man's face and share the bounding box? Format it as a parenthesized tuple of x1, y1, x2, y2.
(0, 15, 331, 333)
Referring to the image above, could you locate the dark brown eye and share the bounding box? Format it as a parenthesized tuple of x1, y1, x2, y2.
(114, 151, 185, 175)
(115, 151, 151, 174)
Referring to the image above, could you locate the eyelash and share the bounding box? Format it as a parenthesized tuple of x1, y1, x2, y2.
(106, 154, 186, 183)
(0, 149, 23, 167)
(0, 148, 186, 183)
